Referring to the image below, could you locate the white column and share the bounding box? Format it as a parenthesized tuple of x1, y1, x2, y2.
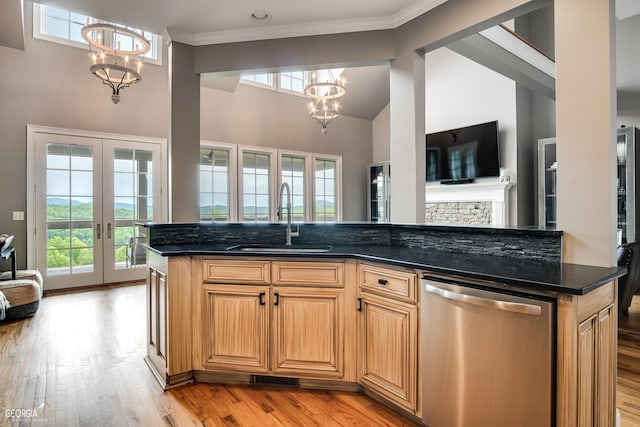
(389, 50, 426, 224)
(555, 0, 617, 266)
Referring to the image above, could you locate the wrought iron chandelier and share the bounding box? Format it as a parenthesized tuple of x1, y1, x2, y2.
(81, 22, 151, 104)
(304, 70, 346, 134)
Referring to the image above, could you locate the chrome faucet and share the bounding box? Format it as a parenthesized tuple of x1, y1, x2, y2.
(278, 182, 300, 246)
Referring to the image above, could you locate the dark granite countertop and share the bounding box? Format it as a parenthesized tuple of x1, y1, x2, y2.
(145, 243, 625, 296)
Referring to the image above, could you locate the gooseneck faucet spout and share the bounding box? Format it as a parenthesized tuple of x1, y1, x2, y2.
(278, 182, 300, 246)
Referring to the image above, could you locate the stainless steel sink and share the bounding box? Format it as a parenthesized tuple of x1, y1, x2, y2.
(225, 244, 332, 253)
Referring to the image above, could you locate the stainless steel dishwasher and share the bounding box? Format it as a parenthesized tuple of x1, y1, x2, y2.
(421, 276, 554, 427)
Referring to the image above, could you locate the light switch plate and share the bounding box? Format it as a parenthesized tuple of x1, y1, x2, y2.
(13, 211, 24, 221)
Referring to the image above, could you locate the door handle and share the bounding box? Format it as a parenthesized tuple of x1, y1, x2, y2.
(96, 223, 101, 239)
(274, 292, 280, 306)
(107, 223, 112, 239)
(425, 284, 542, 316)
(357, 297, 363, 312)
(259, 292, 265, 306)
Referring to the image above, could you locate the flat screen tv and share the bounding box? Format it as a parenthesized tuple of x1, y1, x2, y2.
(426, 120, 500, 183)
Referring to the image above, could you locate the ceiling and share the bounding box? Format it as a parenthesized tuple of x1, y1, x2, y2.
(4, 0, 640, 119)
(34, 0, 447, 45)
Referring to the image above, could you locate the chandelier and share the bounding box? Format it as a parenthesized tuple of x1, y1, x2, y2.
(81, 22, 151, 104)
(304, 70, 346, 134)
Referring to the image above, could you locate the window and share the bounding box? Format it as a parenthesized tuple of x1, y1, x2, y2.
(280, 153, 310, 222)
(199, 143, 238, 222)
(199, 143, 341, 223)
(279, 71, 305, 94)
(33, 3, 162, 65)
(239, 148, 277, 222)
(240, 72, 276, 89)
(314, 156, 342, 222)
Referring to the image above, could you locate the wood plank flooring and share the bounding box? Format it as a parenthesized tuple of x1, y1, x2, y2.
(1, 284, 640, 426)
(619, 295, 640, 427)
(0, 284, 416, 427)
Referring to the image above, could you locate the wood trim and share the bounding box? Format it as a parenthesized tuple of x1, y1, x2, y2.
(43, 280, 144, 296)
(342, 259, 358, 382)
(167, 256, 193, 376)
(577, 282, 615, 322)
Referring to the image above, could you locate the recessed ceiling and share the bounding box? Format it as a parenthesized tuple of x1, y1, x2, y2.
(35, 0, 447, 45)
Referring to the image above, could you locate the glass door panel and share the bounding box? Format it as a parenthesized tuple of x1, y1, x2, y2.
(35, 134, 103, 289)
(103, 139, 162, 283)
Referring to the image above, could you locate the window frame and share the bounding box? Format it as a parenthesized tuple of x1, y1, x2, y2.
(238, 145, 278, 223)
(277, 150, 313, 223)
(199, 141, 238, 222)
(312, 153, 343, 223)
(32, 3, 163, 66)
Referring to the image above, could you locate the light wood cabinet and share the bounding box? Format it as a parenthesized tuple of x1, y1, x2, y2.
(358, 293, 417, 413)
(357, 262, 419, 415)
(145, 251, 193, 389)
(271, 287, 344, 377)
(557, 281, 617, 427)
(203, 284, 269, 372)
(197, 258, 351, 380)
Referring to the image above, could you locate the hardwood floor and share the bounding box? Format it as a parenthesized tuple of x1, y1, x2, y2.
(0, 284, 416, 427)
(2, 284, 640, 426)
(619, 295, 640, 427)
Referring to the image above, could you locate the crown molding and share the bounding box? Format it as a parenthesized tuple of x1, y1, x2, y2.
(169, 0, 448, 46)
(392, 0, 448, 26)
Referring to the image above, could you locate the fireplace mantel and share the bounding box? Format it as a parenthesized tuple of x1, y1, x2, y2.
(425, 180, 515, 226)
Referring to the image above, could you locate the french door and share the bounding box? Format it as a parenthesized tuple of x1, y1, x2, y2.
(34, 132, 163, 289)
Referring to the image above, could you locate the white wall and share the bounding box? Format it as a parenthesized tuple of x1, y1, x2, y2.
(0, 3, 170, 268)
(372, 104, 390, 163)
(425, 48, 518, 224)
(200, 83, 372, 221)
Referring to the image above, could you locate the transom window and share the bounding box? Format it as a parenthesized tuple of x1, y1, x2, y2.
(33, 3, 162, 65)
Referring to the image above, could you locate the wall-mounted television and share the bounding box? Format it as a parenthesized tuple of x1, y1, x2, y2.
(426, 120, 500, 184)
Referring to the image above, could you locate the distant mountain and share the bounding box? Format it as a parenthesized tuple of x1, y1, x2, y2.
(47, 198, 136, 211)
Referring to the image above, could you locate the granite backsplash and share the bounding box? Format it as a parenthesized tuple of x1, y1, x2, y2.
(144, 223, 562, 263)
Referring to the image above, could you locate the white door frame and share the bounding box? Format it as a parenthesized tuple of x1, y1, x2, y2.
(26, 124, 168, 284)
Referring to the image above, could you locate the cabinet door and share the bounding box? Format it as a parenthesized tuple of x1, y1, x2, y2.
(203, 285, 269, 372)
(271, 287, 344, 377)
(358, 293, 417, 413)
(576, 304, 616, 427)
(147, 265, 168, 377)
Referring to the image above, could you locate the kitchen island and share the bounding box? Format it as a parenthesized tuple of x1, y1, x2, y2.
(142, 222, 625, 426)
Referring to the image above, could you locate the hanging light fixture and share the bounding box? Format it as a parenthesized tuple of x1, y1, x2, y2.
(304, 69, 346, 134)
(81, 22, 151, 104)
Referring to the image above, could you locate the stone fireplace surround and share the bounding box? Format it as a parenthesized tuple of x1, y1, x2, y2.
(425, 180, 515, 226)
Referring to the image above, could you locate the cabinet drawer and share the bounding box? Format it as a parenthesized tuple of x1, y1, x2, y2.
(203, 260, 270, 284)
(272, 261, 344, 287)
(359, 263, 417, 303)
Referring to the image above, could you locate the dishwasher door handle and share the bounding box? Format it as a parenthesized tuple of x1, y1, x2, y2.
(425, 284, 543, 316)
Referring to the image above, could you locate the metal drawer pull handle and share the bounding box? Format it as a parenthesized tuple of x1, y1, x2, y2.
(425, 284, 542, 316)
(274, 292, 280, 306)
(378, 278, 388, 285)
(259, 292, 265, 306)
(357, 297, 363, 312)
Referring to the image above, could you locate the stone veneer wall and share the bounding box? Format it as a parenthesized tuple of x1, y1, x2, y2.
(425, 202, 492, 225)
